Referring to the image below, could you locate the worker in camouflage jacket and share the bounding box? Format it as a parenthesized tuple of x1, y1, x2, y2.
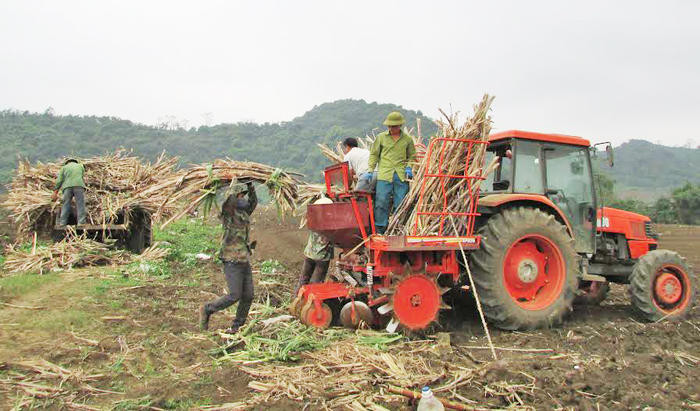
(294, 197, 335, 294)
(52, 158, 87, 226)
(199, 180, 257, 334)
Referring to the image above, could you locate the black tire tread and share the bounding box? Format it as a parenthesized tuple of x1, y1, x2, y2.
(628, 249, 696, 322)
(469, 207, 580, 330)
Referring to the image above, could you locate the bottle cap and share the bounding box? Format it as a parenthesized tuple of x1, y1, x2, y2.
(421, 386, 432, 397)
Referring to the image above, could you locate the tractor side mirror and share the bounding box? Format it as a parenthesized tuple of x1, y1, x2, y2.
(593, 141, 614, 168)
(605, 144, 614, 167)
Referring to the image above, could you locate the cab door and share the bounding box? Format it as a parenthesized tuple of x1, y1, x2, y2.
(543, 144, 596, 253)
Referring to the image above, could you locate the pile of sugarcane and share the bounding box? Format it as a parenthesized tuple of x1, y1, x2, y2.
(3, 150, 181, 237)
(157, 159, 305, 228)
(317, 130, 426, 166)
(3, 230, 169, 273)
(387, 94, 497, 236)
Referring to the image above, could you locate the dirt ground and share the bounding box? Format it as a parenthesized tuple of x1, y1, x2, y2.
(0, 208, 698, 410)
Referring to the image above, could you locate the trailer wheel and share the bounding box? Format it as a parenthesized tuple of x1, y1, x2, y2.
(629, 249, 696, 321)
(126, 210, 152, 254)
(470, 207, 579, 330)
(574, 281, 610, 305)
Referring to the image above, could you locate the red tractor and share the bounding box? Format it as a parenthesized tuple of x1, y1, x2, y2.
(290, 130, 696, 331)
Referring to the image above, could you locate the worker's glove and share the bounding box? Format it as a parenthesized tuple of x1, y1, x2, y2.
(359, 172, 371, 181)
(405, 167, 414, 179)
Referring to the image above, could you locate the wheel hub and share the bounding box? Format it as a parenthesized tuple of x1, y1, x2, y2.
(517, 259, 539, 283)
(655, 272, 682, 305)
(410, 294, 421, 306)
(503, 235, 566, 310)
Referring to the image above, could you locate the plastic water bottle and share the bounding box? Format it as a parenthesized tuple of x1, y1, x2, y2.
(417, 386, 444, 411)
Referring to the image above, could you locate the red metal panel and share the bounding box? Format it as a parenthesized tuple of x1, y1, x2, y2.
(596, 207, 653, 241)
(324, 162, 351, 198)
(307, 201, 371, 248)
(628, 240, 654, 259)
(489, 130, 590, 147)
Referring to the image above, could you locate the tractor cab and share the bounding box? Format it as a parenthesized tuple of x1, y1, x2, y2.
(480, 130, 597, 254)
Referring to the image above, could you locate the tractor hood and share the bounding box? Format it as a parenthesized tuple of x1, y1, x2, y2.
(596, 207, 651, 240)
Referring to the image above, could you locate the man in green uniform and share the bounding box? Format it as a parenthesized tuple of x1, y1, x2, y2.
(366, 112, 416, 234)
(52, 158, 87, 226)
(199, 180, 257, 334)
(294, 197, 334, 294)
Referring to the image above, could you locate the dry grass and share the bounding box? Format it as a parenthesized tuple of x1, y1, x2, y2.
(3, 229, 169, 274)
(213, 328, 538, 410)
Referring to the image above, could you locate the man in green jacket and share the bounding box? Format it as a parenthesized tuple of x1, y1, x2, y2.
(366, 112, 416, 234)
(53, 158, 87, 226)
(200, 180, 258, 334)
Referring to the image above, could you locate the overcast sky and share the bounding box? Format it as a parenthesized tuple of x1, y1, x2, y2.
(1, 1, 698, 146)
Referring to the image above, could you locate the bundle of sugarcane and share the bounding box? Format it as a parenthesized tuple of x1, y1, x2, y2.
(317, 130, 426, 167)
(386, 94, 496, 236)
(3, 150, 181, 237)
(4, 230, 122, 273)
(158, 159, 304, 228)
(317, 143, 344, 164)
(3, 233, 170, 274)
(292, 183, 328, 228)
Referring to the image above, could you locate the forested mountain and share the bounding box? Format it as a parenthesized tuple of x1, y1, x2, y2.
(0, 100, 438, 185)
(0, 102, 697, 197)
(605, 139, 700, 198)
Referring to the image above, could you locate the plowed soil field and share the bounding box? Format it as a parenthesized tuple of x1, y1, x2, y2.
(0, 210, 698, 410)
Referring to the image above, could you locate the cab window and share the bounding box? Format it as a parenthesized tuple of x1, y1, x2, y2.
(513, 141, 543, 193)
(482, 144, 512, 192)
(544, 144, 595, 252)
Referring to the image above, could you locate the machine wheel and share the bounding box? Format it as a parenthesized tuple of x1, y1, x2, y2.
(629, 249, 696, 321)
(300, 302, 333, 329)
(574, 281, 610, 305)
(470, 207, 580, 330)
(339, 301, 373, 328)
(391, 274, 443, 331)
(126, 210, 152, 254)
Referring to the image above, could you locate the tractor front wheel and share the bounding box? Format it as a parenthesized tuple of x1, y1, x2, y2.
(629, 249, 696, 321)
(470, 207, 579, 330)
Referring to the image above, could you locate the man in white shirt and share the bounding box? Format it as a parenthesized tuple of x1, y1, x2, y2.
(342, 137, 375, 192)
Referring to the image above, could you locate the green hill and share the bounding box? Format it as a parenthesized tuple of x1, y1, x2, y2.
(2, 103, 697, 198)
(601, 139, 700, 200)
(0, 100, 438, 186)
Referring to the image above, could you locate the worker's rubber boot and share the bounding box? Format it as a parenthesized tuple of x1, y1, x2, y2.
(199, 305, 211, 331)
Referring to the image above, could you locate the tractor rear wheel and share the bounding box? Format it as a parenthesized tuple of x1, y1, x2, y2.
(629, 249, 696, 321)
(470, 207, 579, 330)
(574, 281, 610, 305)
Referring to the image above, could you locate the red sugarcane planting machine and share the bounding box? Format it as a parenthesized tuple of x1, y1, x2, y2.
(289, 136, 487, 332)
(289, 130, 697, 332)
